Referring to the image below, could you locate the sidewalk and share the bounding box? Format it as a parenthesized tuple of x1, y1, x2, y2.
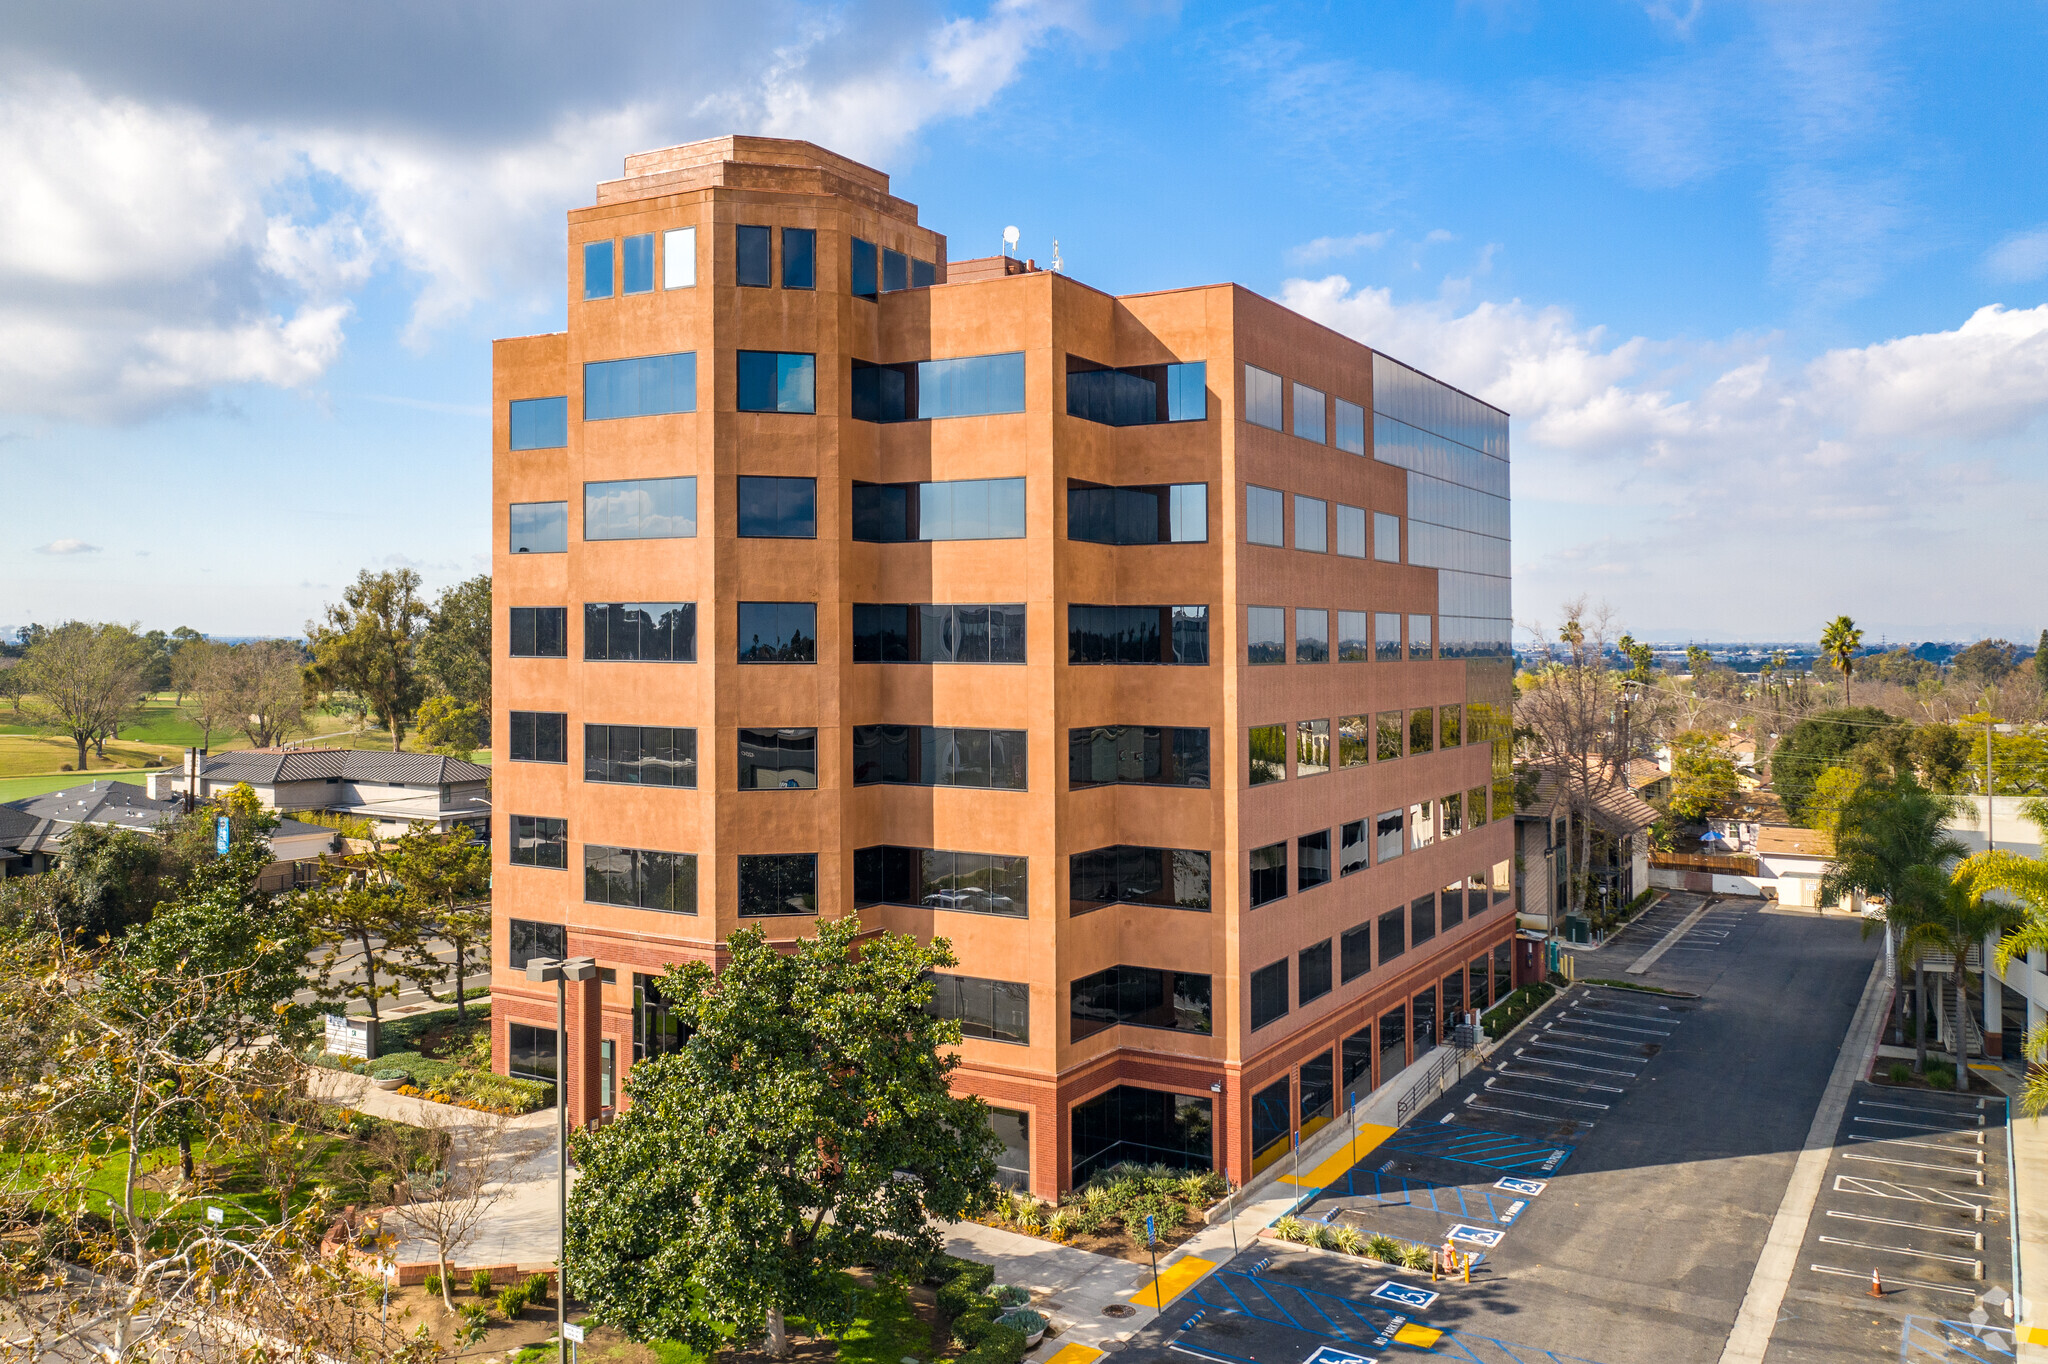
(1967, 1062, 2045, 1358)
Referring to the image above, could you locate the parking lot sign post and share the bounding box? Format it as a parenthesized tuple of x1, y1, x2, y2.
(1145, 1214, 1159, 1305)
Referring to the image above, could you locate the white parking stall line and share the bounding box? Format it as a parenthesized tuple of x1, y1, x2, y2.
(1825, 1210, 1985, 1248)
(1843, 1152, 1986, 1180)
(1833, 1175, 1990, 1212)
(1854, 1115, 1982, 1136)
(1859, 1099, 1986, 1125)
(1815, 1236, 1982, 1271)
(1807, 1264, 1978, 1297)
(1542, 1027, 1651, 1049)
(1527, 1037, 1642, 1062)
(1848, 1134, 1986, 1163)
(1511, 1049, 1638, 1077)
(1483, 1078, 1610, 1109)
(1495, 1065, 1626, 1093)
(1465, 1095, 1596, 1128)
(1560, 1012, 1674, 1035)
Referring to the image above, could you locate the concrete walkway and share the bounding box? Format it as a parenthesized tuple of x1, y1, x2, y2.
(1964, 1061, 2046, 1359)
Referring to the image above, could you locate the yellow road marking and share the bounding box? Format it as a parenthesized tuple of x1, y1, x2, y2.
(1393, 1323, 1443, 1348)
(1130, 1254, 1216, 1308)
(1042, 1345, 1105, 1364)
(1279, 1124, 1398, 1187)
(2027, 1326, 2048, 1347)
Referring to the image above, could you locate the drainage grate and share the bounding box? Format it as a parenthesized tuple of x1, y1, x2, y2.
(1103, 1304, 1137, 1319)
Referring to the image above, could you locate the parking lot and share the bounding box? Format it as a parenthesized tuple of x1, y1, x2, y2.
(1114, 899, 1997, 1364)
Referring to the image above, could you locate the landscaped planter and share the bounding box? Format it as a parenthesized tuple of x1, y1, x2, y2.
(373, 1074, 409, 1091)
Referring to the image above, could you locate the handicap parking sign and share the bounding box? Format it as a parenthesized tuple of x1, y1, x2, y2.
(1369, 1281, 1439, 1311)
(1304, 1345, 1377, 1364)
(1447, 1224, 1503, 1248)
(1494, 1176, 1547, 1196)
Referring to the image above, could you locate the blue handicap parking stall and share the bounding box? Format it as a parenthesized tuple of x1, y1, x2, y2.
(1369, 1281, 1438, 1310)
(1899, 1314, 2015, 1362)
(1379, 1123, 1577, 1175)
(1331, 1169, 1526, 1224)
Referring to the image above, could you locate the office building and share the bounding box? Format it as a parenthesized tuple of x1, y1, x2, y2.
(492, 136, 1514, 1196)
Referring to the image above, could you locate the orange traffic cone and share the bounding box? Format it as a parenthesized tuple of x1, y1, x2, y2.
(1867, 1268, 1884, 1298)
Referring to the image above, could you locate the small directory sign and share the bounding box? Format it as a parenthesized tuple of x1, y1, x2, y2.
(1494, 1176, 1547, 1196)
(1370, 1281, 1438, 1311)
(563, 1324, 585, 1343)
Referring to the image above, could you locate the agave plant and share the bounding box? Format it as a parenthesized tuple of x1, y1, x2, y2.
(1306, 1223, 1340, 1251)
(1272, 1216, 1310, 1243)
(1331, 1225, 1366, 1256)
(1401, 1243, 1435, 1271)
(1364, 1233, 1402, 1264)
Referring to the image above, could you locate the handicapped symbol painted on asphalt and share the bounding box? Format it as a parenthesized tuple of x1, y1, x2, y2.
(1447, 1224, 1504, 1247)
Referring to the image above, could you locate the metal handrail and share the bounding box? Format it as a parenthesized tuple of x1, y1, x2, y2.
(1396, 1041, 1476, 1124)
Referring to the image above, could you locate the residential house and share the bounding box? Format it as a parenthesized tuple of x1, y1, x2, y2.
(1513, 763, 1657, 935)
(2, 779, 337, 889)
(152, 749, 491, 837)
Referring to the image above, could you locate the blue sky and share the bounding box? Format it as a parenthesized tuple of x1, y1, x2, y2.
(4, 0, 2046, 644)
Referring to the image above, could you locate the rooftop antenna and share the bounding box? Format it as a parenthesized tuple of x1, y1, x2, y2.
(1002, 225, 1019, 259)
(1050, 239, 1063, 273)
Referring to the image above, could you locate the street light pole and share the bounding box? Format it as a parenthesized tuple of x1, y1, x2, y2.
(527, 954, 598, 1364)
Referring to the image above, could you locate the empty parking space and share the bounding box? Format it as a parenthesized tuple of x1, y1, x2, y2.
(1760, 1081, 2013, 1364)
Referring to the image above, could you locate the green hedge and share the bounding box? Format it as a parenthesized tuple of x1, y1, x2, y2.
(926, 1252, 1025, 1363)
(375, 998, 491, 1056)
(1482, 981, 1556, 1040)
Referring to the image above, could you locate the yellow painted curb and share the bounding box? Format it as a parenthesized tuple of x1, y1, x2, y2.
(1130, 1254, 1216, 1308)
(1393, 1323, 1443, 1348)
(2025, 1325, 2048, 1347)
(1280, 1124, 1398, 1187)
(1042, 1345, 1105, 1364)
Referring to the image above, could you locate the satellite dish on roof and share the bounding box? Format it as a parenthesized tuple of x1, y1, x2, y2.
(1002, 225, 1019, 257)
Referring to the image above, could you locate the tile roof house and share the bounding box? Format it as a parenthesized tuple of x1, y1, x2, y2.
(1, 779, 339, 885)
(149, 749, 491, 836)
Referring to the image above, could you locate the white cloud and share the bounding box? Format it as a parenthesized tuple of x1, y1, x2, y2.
(35, 539, 100, 555)
(1987, 225, 2048, 284)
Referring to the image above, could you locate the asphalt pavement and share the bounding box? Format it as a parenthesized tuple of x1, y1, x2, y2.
(1110, 899, 1944, 1364)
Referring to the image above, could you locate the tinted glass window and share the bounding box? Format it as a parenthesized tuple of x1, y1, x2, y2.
(1246, 485, 1283, 546)
(1249, 723, 1285, 785)
(851, 478, 1025, 541)
(1409, 614, 1433, 660)
(1249, 959, 1288, 1030)
(855, 602, 1024, 663)
(508, 919, 566, 970)
(927, 973, 1030, 1044)
(1335, 397, 1366, 454)
(737, 727, 818, 789)
(584, 845, 697, 913)
(1293, 383, 1326, 443)
(737, 352, 817, 414)
(585, 724, 697, 788)
(1067, 725, 1210, 789)
(738, 853, 818, 916)
(1376, 613, 1403, 662)
(584, 602, 696, 662)
(583, 239, 613, 300)
(737, 476, 817, 538)
(1335, 503, 1366, 558)
(1070, 1086, 1214, 1183)
(1337, 614, 1370, 663)
(621, 233, 654, 294)
(1376, 808, 1404, 863)
(509, 711, 566, 764)
(509, 1022, 558, 1080)
(510, 502, 567, 554)
(1411, 892, 1437, 947)
(1379, 906, 1406, 962)
(912, 258, 936, 288)
(1246, 606, 1285, 665)
(918, 353, 1025, 419)
(663, 226, 696, 288)
(1066, 605, 1207, 666)
(735, 225, 771, 287)
(1295, 609, 1328, 663)
(1338, 715, 1370, 767)
(852, 726, 1027, 789)
(1070, 965, 1213, 1040)
(1340, 819, 1369, 876)
(509, 397, 568, 451)
(1441, 704, 1463, 746)
(737, 603, 817, 663)
(781, 227, 816, 288)
(857, 846, 1028, 916)
(1409, 708, 1434, 754)
(585, 352, 697, 419)
(850, 237, 877, 297)
(1068, 845, 1210, 915)
(1374, 511, 1401, 562)
(1296, 718, 1330, 777)
(1298, 829, 1331, 891)
(1244, 365, 1283, 430)
(585, 477, 696, 540)
(1250, 841, 1287, 908)
(509, 607, 567, 658)
(1376, 711, 1404, 761)
(1341, 922, 1372, 982)
(1294, 495, 1327, 552)
(1167, 362, 1206, 420)
(1299, 939, 1333, 1004)
(882, 248, 908, 293)
(509, 815, 567, 869)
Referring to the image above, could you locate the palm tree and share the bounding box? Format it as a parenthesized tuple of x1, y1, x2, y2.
(1896, 864, 2022, 1091)
(1820, 615, 1864, 705)
(1820, 772, 1966, 1055)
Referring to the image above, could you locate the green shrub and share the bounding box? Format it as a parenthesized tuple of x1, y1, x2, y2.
(990, 1285, 1031, 1309)
(1330, 1225, 1365, 1255)
(996, 1310, 1046, 1337)
(1306, 1223, 1339, 1251)
(523, 1272, 551, 1305)
(1273, 1216, 1310, 1243)
(372, 1068, 410, 1083)
(458, 1302, 489, 1328)
(471, 1269, 495, 1296)
(1888, 1062, 1913, 1084)
(423, 1273, 443, 1296)
(1925, 1063, 1957, 1089)
(1364, 1234, 1401, 1264)
(1400, 1243, 1433, 1271)
(956, 1324, 1029, 1364)
(497, 1285, 530, 1318)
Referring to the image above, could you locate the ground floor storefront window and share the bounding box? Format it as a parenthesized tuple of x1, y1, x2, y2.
(1072, 1085, 1213, 1184)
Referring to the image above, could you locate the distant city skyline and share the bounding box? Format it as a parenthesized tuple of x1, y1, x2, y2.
(4, 2, 2046, 639)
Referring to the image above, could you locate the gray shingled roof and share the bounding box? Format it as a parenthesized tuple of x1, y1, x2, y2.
(197, 749, 490, 786)
(5, 781, 184, 831)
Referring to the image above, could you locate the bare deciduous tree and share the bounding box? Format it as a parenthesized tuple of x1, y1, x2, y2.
(1517, 599, 1621, 922)
(375, 1106, 512, 1314)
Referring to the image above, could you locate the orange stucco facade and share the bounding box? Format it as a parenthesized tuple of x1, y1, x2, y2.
(490, 136, 1515, 1198)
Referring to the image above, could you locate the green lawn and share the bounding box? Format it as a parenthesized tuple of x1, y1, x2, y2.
(0, 769, 148, 803)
